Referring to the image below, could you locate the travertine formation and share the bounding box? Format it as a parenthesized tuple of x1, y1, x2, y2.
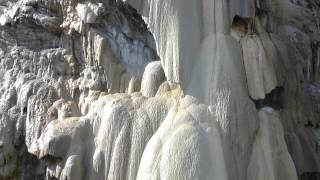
(0, 0, 319, 179)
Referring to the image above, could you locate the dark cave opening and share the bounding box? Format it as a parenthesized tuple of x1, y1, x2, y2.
(301, 172, 320, 180)
(253, 87, 285, 110)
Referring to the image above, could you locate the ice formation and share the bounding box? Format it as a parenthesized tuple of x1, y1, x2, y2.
(0, 0, 319, 179)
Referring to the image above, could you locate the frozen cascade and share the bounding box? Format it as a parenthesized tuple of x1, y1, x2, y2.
(127, 0, 317, 180)
(0, 0, 319, 179)
(247, 108, 298, 180)
(241, 34, 278, 100)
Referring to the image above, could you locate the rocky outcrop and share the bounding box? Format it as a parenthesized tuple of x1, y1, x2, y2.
(0, 0, 319, 180)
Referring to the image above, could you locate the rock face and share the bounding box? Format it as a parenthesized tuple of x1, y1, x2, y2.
(0, 0, 319, 180)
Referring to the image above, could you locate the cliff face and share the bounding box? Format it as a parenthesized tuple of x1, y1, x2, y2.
(0, 0, 319, 179)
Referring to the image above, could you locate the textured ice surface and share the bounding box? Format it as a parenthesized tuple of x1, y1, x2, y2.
(0, 0, 319, 179)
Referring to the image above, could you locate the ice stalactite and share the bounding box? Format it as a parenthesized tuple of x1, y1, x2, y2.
(241, 35, 278, 100)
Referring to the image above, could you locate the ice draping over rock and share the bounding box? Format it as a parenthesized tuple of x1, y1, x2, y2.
(34, 87, 183, 179)
(128, 0, 320, 179)
(0, 0, 159, 178)
(76, 3, 104, 24)
(0, 0, 320, 179)
(248, 108, 298, 180)
(126, 0, 255, 87)
(193, 34, 259, 180)
(228, 0, 254, 20)
(241, 34, 278, 100)
(140, 61, 165, 97)
(124, 1, 269, 179)
(137, 95, 228, 180)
